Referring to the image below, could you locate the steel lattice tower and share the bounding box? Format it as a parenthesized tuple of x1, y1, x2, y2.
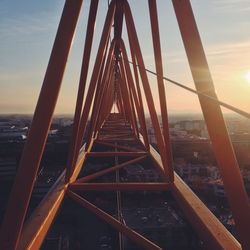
(0, 1, 250, 249)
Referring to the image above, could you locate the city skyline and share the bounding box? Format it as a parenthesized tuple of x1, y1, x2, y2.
(0, 0, 250, 115)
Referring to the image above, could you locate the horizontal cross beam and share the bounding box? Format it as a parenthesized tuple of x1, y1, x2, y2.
(69, 182, 172, 191)
(67, 190, 162, 250)
(77, 155, 147, 183)
(87, 151, 147, 157)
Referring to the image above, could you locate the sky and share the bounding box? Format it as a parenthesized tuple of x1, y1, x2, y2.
(0, 0, 250, 115)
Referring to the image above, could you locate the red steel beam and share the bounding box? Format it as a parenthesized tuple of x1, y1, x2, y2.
(100, 132, 133, 139)
(85, 40, 116, 148)
(149, 143, 241, 249)
(94, 66, 114, 134)
(69, 138, 95, 183)
(119, 60, 140, 138)
(17, 142, 92, 250)
(71, 0, 116, 171)
(76, 155, 147, 183)
(100, 129, 133, 134)
(118, 65, 138, 135)
(17, 173, 66, 250)
(99, 138, 141, 143)
(172, 1, 250, 249)
(69, 182, 172, 191)
(66, 0, 99, 181)
(172, 174, 241, 250)
(124, 2, 170, 181)
(117, 86, 126, 118)
(117, 82, 129, 121)
(67, 190, 163, 250)
(0, 1, 84, 249)
(97, 68, 115, 127)
(88, 41, 114, 130)
(148, 0, 174, 182)
(86, 151, 147, 157)
(128, 43, 150, 150)
(95, 140, 142, 152)
(93, 57, 116, 136)
(101, 133, 135, 140)
(117, 70, 133, 126)
(119, 41, 149, 148)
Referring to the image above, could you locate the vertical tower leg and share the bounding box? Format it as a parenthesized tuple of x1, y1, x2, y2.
(172, 1, 250, 249)
(0, 0, 84, 249)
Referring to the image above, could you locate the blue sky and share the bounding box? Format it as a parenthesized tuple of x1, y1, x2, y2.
(0, 0, 250, 114)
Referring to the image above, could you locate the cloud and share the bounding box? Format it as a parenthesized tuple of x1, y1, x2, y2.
(0, 11, 57, 40)
(212, 0, 250, 13)
(206, 41, 250, 58)
(205, 40, 250, 79)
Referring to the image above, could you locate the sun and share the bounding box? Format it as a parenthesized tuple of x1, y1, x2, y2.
(246, 71, 250, 84)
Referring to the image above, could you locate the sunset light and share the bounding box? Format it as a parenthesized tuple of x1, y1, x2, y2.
(246, 71, 250, 84)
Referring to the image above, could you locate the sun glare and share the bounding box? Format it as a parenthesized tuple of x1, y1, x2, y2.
(246, 71, 250, 84)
